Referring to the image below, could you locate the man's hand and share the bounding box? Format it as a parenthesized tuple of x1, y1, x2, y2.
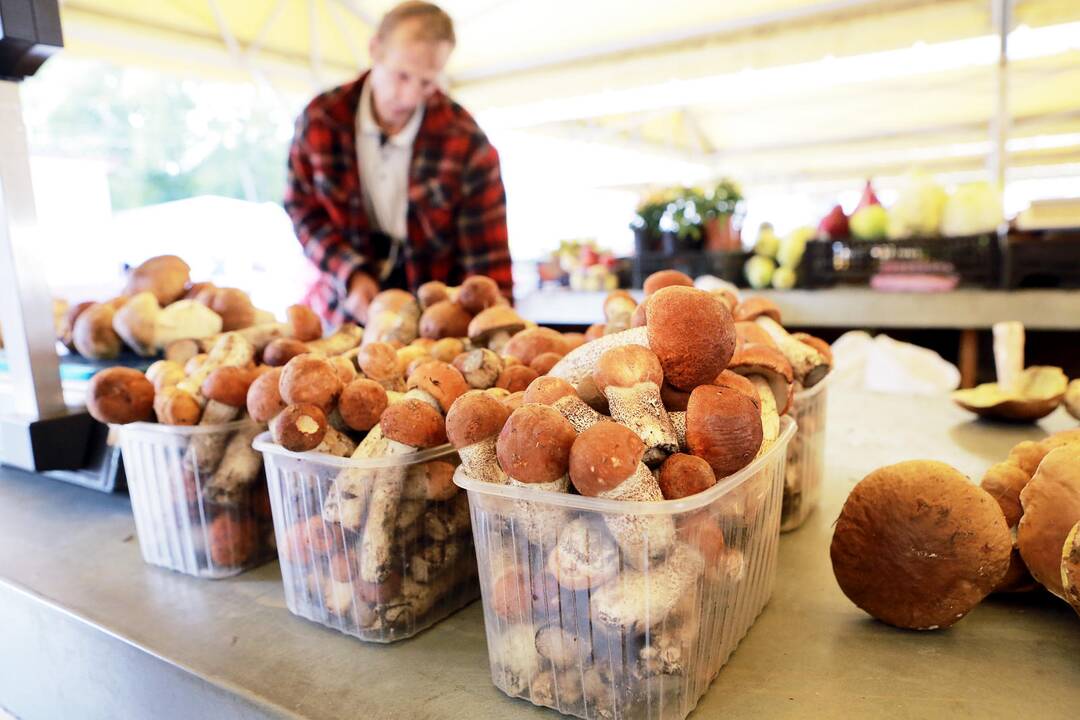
(343, 270, 379, 324)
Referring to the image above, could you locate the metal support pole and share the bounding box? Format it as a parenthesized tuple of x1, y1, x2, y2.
(989, 0, 1011, 192)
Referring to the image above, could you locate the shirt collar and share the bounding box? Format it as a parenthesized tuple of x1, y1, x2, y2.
(359, 77, 425, 148)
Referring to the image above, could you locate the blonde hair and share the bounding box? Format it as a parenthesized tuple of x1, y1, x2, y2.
(377, 2, 456, 46)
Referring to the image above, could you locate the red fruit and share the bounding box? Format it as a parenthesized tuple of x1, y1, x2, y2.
(818, 204, 850, 239)
(856, 180, 881, 211)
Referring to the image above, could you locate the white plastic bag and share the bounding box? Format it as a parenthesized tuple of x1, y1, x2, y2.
(831, 331, 960, 396)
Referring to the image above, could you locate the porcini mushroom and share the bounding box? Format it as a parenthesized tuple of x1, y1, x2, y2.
(279, 353, 344, 413)
(1063, 522, 1080, 616)
(523, 376, 605, 433)
(830, 460, 1012, 630)
(363, 289, 420, 346)
(405, 361, 469, 414)
(503, 327, 568, 366)
(419, 300, 472, 340)
(658, 453, 716, 500)
(112, 291, 161, 357)
(446, 390, 510, 484)
(593, 344, 678, 464)
(548, 326, 649, 408)
(338, 378, 388, 432)
(285, 304, 322, 342)
(358, 341, 405, 392)
(603, 290, 637, 335)
(263, 337, 309, 367)
(246, 367, 286, 423)
(124, 254, 190, 305)
(727, 343, 794, 455)
(646, 286, 735, 391)
(457, 275, 500, 314)
(467, 306, 526, 354)
(529, 352, 563, 376)
(417, 280, 452, 310)
(271, 403, 329, 452)
(642, 269, 693, 297)
(86, 367, 155, 425)
(685, 385, 762, 478)
(453, 348, 504, 389)
(496, 365, 540, 393)
(545, 517, 619, 590)
(1017, 445, 1080, 599)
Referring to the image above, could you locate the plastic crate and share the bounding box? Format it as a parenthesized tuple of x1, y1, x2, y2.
(801, 234, 1000, 288)
(118, 420, 276, 579)
(632, 251, 749, 288)
(456, 419, 795, 720)
(254, 435, 478, 643)
(781, 374, 830, 532)
(1003, 229, 1080, 288)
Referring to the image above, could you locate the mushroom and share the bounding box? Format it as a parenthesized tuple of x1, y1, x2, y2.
(522, 376, 605, 433)
(112, 291, 161, 357)
(593, 344, 677, 464)
(430, 337, 465, 364)
(196, 286, 256, 331)
(732, 297, 781, 323)
(154, 386, 202, 425)
(685, 385, 762, 478)
(405, 361, 469, 414)
(1063, 521, 1080, 616)
(734, 320, 777, 350)
(446, 390, 510, 484)
(453, 348, 504, 389)
(73, 302, 122, 360)
(727, 343, 794, 455)
(585, 323, 606, 341)
(328, 355, 357, 385)
(306, 323, 363, 356)
(457, 275, 500, 314)
(952, 367, 1068, 422)
(246, 367, 286, 423)
(396, 344, 430, 376)
(753, 316, 829, 388)
(561, 332, 586, 351)
(177, 332, 255, 405)
(286, 304, 322, 342)
(154, 300, 223, 348)
(568, 421, 675, 564)
(659, 382, 691, 412)
(529, 352, 563, 376)
(657, 453, 716, 500)
(792, 332, 833, 367)
(124, 255, 190, 305)
(1017, 445, 1080, 599)
(548, 325, 649, 408)
(590, 543, 704, 633)
(980, 458, 1039, 592)
(362, 289, 420, 346)
(279, 353, 344, 413)
(85, 367, 155, 425)
(502, 391, 525, 413)
(830, 460, 1012, 630)
(603, 290, 637, 335)
(646, 286, 735, 391)
(263, 337, 309, 366)
(358, 341, 405, 392)
(545, 517, 619, 590)
(338, 378, 388, 432)
(496, 364, 539, 393)
(403, 460, 458, 501)
(467, 306, 526, 354)
(270, 403, 329, 452)
(205, 513, 257, 567)
(712, 370, 760, 406)
(145, 359, 186, 394)
(642, 269, 693, 297)
(183, 365, 258, 473)
(503, 327, 568, 366)
(417, 280, 453, 309)
(1065, 379, 1080, 421)
(419, 300, 472, 340)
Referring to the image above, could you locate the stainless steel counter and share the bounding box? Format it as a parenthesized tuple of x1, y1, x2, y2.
(1, 389, 1078, 719)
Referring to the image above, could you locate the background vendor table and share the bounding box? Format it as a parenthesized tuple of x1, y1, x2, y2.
(1, 389, 1078, 720)
(514, 288, 1080, 330)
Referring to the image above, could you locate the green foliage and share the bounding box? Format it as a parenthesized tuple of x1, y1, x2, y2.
(632, 179, 744, 243)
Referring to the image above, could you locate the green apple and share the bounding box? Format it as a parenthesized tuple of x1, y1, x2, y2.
(744, 255, 776, 289)
(777, 227, 812, 268)
(755, 228, 780, 258)
(850, 205, 889, 241)
(772, 266, 797, 290)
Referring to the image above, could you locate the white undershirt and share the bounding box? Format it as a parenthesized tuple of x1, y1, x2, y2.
(355, 79, 424, 247)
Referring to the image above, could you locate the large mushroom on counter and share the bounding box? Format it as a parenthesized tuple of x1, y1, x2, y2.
(1017, 445, 1080, 599)
(830, 460, 1011, 630)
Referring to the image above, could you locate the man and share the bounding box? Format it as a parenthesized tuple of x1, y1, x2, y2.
(285, 1, 512, 325)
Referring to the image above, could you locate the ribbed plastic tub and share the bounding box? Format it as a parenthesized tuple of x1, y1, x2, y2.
(781, 374, 830, 532)
(118, 420, 276, 579)
(456, 418, 795, 720)
(254, 434, 478, 643)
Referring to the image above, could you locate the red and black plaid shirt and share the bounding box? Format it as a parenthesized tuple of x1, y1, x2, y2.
(285, 73, 513, 325)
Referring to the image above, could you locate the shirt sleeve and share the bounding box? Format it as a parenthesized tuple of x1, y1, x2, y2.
(455, 135, 513, 298)
(284, 108, 369, 298)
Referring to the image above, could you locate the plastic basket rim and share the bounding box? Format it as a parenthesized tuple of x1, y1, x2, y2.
(455, 416, 795, 516)
(793, 366, 833, 402)
(117, 418, 259, 439)
(253, 432, 456, 468)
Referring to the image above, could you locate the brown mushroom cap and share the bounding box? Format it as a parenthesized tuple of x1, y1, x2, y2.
(328, 355, 357, 385)
(643, 269, 693, 297)
(367, 288, 417, 320)
(457, 275, 500, 314)
(467, 305, 526, 344)
(658, 453, 717, 499)
(496, 404, 577, 483)
(561, 332, 587, 351)
(271, 403, 329, 452)
(338, 378, 388, 432)
(381, 399, 447, 448)
(713, 370, 760, 407)
(735, 321, 777, 349)
(286, 304, 322, 342)
(279, 354, 344, 413)
(496, 364, 540, 393)
(585, 322, 606, 341)
(263, 338, 309, 367)
(630, 301, 648, 328)
(357, 341, 402, 382)
(733, 297, 781, 323)
(523, 376, 578, 406)
(86, 367, 155, 425)
(124, 254, 191, 305)
(202, 366, 256, 408)
(647, 286, 736, 391)
(201, 287, 256, 331)
(727, 343, 795, 414)
(407, 360, 469, 412)
(603, 290, 637, 318)
(1063, 521, 1080, 615)
(419, 301, 473, 340)
(686, 385, 762, 478)
(501, 391, 525, 413)
(530, 352, 563, 376)
(659, 382, 692, 412)
(793, 332, 834, 366)
(446, 390, 511, 448)
(247, 367, 286, 423)
(417, 280, 451, 309)
(830, 460, 1012, 630)
(568, 419, 645, 496)
(503, 327, 569, 365)
(430, 337, 466, 363)
(593, 343, 663, 392)
(1017, 445, 1080, 598)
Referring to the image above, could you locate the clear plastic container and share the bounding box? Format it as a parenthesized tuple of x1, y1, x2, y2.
(118, 420, 276, 579)
(456, 418, 795, 720)
(254, 434, 479, 643)
(781, 373, 830, 532)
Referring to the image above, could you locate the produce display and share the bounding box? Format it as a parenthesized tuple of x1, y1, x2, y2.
(743, 225, 811, 290)
(830, 428, 1080, 629)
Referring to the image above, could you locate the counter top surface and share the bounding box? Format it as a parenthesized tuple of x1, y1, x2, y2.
(515, 287, 1080, 329)
(1, 389, 1078, 719)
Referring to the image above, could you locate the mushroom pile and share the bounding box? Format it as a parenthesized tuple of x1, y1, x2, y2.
(449, 279, 801, 714)
(830, 429, 1080, 630)
(60, 255, 287, 361)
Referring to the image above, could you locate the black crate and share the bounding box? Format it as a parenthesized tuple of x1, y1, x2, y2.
(632, 251, 749, 288)
(1003, 229, 1080, 289)
(800, 233, 1001, 289)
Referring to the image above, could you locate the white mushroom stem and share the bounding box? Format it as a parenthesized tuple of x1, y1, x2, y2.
(590, 543, 704, 633)
(423, 494, 471, 541)
(754, 316, 829, 387)
(748, 376, 780, 457)
(203, 423, 264, 505)
(313, 426, 357, 457)
(669, 411, 688, 452)
(358, 438, 415, 583)
(486, 329, 514, 354)
(508, 476, 570, 546)
(993, 321, 1025, 394)
(603, 382, 678, 464)
(185, 399, 242, 474)
(549, 326, 649, 407)
(201, 322, 289, 353)
(597, 462, 676, 567)
(176, 332, 255, 405)
(459, 438, 507, 484)
(604, 298, 636, 335)
(457, 349, 502, 389)
(551, 395, 606, 433)
(307, 323, 363, 355)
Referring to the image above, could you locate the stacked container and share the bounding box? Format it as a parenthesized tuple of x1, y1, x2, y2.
(456, 418, 795, 720)
(119, 420, 276, 579)
(781, 375, 830, 532)
(256, 436, 479, 643)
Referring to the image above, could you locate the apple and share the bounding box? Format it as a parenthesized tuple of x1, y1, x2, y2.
(777, 227, 813, 268)
(772, 266, 797, 290)
(754, 225, 780, 258)
(744, 255, 776, 289)
(817, 204, 849, 239)
(850, 205, 889, 241)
